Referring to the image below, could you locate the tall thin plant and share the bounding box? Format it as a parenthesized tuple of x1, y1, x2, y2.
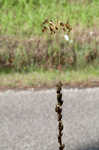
(42, 18, 72, 149)
(41, 18, 72, 70)
(55, 81, 65, 150)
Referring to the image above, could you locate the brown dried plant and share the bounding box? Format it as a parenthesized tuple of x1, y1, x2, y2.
(41, 18, 72, 70)
(55, 81, 65, 150)
(42, 18, 72, 35)
(85, 48, 97, 63)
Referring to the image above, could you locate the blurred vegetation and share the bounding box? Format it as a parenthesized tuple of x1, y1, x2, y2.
(0, 0, 99, 36)
(0, 0, 99, 73)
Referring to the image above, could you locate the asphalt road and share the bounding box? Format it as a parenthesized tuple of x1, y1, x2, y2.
(0, 88, 99, 150)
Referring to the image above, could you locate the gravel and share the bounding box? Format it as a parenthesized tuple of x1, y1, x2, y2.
(0, 88, 99, 150)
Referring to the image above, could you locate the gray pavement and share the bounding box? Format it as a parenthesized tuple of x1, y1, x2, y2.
(0, 88, 99, 150)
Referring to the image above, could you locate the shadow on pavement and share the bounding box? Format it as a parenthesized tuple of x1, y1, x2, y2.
(76, 142, 99, 150)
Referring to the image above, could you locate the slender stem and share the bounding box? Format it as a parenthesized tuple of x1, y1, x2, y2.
(55, 81, 65, 150)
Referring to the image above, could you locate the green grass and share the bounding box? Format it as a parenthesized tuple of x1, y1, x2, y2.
(0, 0, 99, 36)
(0, 66, 99, 89)
(0, 0, 99, 89)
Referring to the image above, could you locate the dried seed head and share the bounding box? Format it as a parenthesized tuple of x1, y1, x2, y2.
(58, 100, 63, 106)
(57, 86, 62, 93)
(56, 81, 62, 92)
(58, 135, 62, 143)
(55, 26, 58, 30)
(49, 20, 54, 26)
(58, 132, 63, 137)
(60, 22, 64, 26)
(63, 27, 66, 32)
(49, 26, 54, 32)
(55, 104, 62, 113)
(59, 144, 65, 150)
(42, 19, 72, 35)
(65, 22, 72, 32)
(57, 93, 62, 102)
(58, 114, 62, 121)
(42, 26, 47, 32)
(58, 121, 63, 131)
(55, 80, 65, 150)
(42, 19, 48, 24)
(57, 81, 63, 87)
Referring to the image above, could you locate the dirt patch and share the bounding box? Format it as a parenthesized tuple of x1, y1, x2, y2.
(0, 80, 99, 92)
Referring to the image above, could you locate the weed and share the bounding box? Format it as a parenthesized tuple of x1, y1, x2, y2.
(0, 1, 99, 72)
(55, 81, 65, 150)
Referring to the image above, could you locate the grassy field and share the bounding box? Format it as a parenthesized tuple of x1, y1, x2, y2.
(0, 66, 99, 89)
(0, 0, 99, 36)
(0, 0, 99, 88)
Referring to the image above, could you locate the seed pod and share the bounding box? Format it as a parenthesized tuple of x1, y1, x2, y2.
(42, 19, 48, 24)
(56, 81, 62, 93)
(56, 81, 65, 150)
(60, 22, 64, 26)
(55, 104, 62, 113)
(59, 132, 63, 137)
(58, 135, 62, 143)
(55, 26, 58, 30)
(59, 144, 65, 150)
(58, 121, 63, 131)
(65, 22, 72, 32)
(49, 26, 53, 32)
(65, 23, 72, 30)
(49, 20, 54, 26)
(57, 86, 62, 93)
(57, 93, 62, 102)
(63, 27, 66, 32)
(42, 26, 47, 32)
(58, 114, 62, 121)
(58, 100, 63, 106)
